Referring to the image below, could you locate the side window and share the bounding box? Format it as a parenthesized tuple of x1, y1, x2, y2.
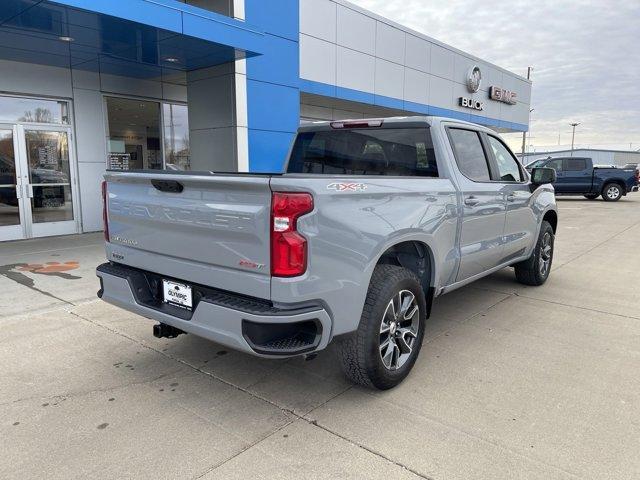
(487, 136, 523, 182)
(448, 128, 491, 181)
(565, 158, 587, 171)
(547, 159, 564, 173)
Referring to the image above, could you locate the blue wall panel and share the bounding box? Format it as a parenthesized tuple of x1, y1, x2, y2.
(248, 130, 297, 173)
(247, 80, 300, 133)
(245, 0, 300, 172)
(246, 34, 298, 88)
(243, 0, 299, 41)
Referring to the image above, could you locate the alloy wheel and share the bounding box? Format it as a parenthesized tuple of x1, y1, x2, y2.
(379, 290, 420, 370)
(539, 232, 553, 277)
(606, 186, 620, 200)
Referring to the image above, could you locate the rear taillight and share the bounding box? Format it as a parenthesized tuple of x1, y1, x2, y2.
(271, 192, 314, 277)
(102, 181, 109, 242)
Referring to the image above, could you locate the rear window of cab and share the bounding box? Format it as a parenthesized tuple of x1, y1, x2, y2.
(287, 128, 439, 177)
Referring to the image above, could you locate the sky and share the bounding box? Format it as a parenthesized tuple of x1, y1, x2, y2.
(350, 0, 640, 153)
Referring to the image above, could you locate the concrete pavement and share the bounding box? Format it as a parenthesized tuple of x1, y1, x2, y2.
(1, 196, 640, 479)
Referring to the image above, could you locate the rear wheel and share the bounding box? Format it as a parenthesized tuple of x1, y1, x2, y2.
(337, 265, 426, 390)
(602, 183, 623, 202)
(514, 220, 555, 286)
(584, 193, 599, 200)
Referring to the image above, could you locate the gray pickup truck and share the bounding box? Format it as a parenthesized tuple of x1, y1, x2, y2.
(97, 117, 558, 389)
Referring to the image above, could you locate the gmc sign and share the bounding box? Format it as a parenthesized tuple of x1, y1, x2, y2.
(489, 86, 517, 105)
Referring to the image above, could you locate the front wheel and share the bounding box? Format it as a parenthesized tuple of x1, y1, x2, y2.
(337, 265, 426, 390)
(514, 220, 555, 286)
(602, 183, 623, 202)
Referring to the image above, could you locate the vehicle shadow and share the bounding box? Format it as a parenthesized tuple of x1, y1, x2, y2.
(101, 275, 510, 417)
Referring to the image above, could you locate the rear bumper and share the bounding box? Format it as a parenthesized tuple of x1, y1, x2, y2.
(96, 263, 332, 357)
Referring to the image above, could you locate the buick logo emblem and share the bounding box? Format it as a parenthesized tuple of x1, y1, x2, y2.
(466, 66, 482, 93)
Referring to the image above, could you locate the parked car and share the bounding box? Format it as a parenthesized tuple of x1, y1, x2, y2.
(97, 117, 558, 389)
(526, 157, 639, 201)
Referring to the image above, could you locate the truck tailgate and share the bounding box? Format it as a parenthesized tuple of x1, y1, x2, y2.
(104, 172, 272, 299)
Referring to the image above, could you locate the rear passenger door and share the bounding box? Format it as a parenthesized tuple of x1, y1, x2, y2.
(485, 134, 536, 263)
(562, 158, 591, 192)
(447, 127, 506, 281)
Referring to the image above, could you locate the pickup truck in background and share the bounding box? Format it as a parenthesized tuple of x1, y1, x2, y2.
(526, 156, 639, 201)
(97, 117, 558, 389)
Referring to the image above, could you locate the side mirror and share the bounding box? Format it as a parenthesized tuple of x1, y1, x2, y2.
(531, 167, 556, 186)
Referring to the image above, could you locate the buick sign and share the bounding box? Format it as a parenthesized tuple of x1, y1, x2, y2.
(466, 66, 482, 93)
(459, 97, 484, 111)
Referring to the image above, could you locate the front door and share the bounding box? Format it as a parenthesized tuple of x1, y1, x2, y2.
(0, 126, 25, 241)
(0, 124, 78, 241)
(546, 158, 567, 193)
(485, 134, 536, 263)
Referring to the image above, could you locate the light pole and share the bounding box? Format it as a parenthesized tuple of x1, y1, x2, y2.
(521, 67, 533, 160)
(570, 123, 580, 156)
(526, 108, 534, 153)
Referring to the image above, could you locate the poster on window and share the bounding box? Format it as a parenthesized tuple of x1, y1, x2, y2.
(108, 153, 131, 171)
(38, 145, 58, 167)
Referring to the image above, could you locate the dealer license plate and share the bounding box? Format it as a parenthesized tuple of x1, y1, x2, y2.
(162, 280, 193, 310)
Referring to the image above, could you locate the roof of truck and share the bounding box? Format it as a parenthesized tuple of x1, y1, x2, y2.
(298, 116, 485, 132)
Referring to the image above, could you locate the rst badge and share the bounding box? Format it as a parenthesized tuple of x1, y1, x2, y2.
(327, 183, 367, 192)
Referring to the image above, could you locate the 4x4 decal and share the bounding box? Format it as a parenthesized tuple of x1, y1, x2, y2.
(326, 183, 367, 192)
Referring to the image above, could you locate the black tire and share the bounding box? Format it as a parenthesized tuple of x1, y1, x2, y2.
(337, 265, 426, 390)
(584, 194, 599, 200)
(514, 221, 555, 286)
(602, 183, 623, 202)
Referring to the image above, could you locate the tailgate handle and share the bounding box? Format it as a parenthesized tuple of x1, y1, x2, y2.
(151, 180, 184, 193)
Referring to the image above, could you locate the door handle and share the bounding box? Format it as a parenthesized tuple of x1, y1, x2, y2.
(464, 196, 480, 207)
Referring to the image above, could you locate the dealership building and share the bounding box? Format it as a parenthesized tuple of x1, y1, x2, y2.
(0, 0, 531, 241)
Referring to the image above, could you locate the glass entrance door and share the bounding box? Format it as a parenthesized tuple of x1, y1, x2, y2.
(0, 124, 79, 241)
(21, 126, 76, 237)
(19, 125, 78, 238)
(0, 126, 25, 241)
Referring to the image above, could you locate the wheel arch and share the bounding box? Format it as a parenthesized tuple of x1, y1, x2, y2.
(542, 209, 558, 233)
(601, 179, 627, 194)
(373, 239, 437, 318)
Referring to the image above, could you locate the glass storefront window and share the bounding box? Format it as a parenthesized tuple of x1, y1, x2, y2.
(0, 96, 69, 124)
(106, 97, 162, 170)
(163, 104, 190, 171)
(106, 97, 190, 171)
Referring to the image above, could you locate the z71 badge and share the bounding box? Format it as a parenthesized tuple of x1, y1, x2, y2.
(326, 182, 367, 192)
